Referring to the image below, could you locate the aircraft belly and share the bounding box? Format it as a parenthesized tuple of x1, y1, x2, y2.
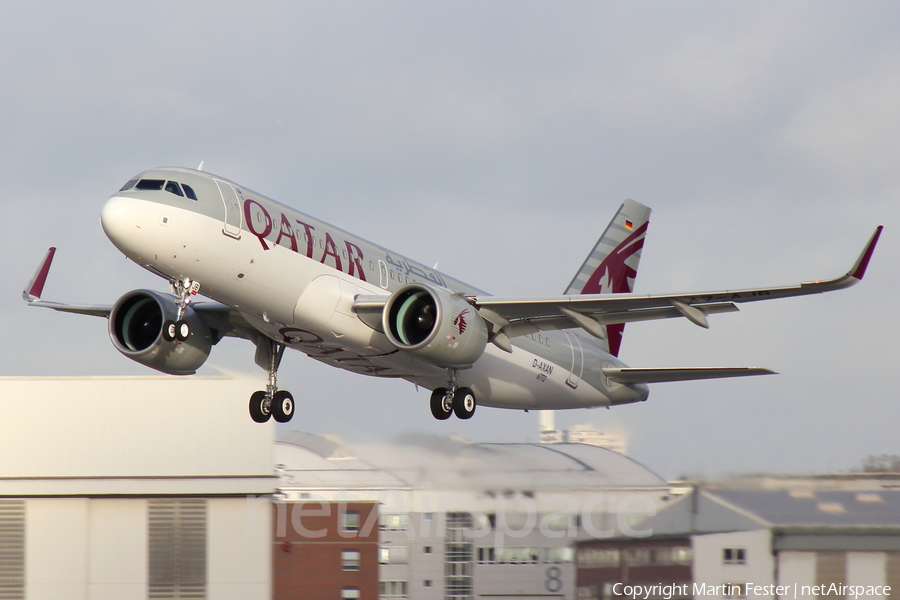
(451, 345, 612, 410)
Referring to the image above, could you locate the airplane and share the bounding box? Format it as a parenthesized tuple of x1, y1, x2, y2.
(23, 166, 882, 423)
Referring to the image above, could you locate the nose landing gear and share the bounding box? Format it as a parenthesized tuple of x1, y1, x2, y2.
(162, 278, 200, 342)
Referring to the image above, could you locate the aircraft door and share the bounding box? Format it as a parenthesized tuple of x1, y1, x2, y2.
(215, 179, 242, 239)
(378, 260, 388, 289)
(563, 331, 584, 389)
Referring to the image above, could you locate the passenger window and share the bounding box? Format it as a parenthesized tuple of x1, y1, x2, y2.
(182, 184, 198, 200)
(165, 181, 184, 197)
(119, 179, 138, 191)
(135, 179, 165, 191)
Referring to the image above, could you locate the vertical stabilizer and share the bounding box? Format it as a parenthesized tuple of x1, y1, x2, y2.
(564, 199, 651, 356)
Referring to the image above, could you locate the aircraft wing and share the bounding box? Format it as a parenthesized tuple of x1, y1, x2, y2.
(471, 226, 882, 348)
(22, 246, 258, 342)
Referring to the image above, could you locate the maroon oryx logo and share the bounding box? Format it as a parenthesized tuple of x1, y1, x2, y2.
(453, 309, 469, 335)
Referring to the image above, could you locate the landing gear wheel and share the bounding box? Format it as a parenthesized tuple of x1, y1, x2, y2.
(163, 320, 177, 342)
(272, 390, 295, 423)
(249, 391, 271, 423)
(430, 387, 453, 420)
(453, 387, 476, 420)
(175, 320, 190, 341)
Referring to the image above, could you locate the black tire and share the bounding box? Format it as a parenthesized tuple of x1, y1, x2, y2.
(249, 390, 271, 423)
(272, 390, 295, 423)
(163, 320, 177, 342)
(430, 387, 453, 420)
(453, 387, 476, 420)
(175, 320, 190, 341)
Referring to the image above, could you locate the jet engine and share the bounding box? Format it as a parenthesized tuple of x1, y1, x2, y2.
(382, 284, 488, 368)
(108, 290, 212, 375)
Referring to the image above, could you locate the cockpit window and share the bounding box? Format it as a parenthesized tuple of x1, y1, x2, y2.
(182, 184, 198, 200)
(164, 181, 184, 197)
(119, 179, 138, 191)
(135, 179, 165, 191)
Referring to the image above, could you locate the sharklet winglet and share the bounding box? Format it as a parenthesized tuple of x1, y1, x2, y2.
(23, 247, 57, 302)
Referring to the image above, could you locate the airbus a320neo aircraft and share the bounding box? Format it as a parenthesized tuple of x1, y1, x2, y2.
(23, 167, 882, 423)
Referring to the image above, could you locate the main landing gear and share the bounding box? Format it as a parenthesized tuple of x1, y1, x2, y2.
(249, 338, 295, 424)
(430, 369, 476, 420)
(162, 278, 200, 342)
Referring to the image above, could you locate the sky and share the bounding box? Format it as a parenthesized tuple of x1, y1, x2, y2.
(1, 1, 898, 480)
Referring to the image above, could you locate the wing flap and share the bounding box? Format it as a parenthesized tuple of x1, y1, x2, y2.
(603, 367, 776, 384)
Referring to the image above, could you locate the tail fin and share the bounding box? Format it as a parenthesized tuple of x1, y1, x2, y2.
(564, 199, 651, 356)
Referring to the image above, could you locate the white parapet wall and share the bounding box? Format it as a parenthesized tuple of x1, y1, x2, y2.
(0, 374, 276, 495)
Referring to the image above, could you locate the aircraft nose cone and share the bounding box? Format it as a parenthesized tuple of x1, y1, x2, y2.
(100, 195, 139, 253)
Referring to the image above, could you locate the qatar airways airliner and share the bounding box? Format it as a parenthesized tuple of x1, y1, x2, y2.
(24, 167, 881, 423)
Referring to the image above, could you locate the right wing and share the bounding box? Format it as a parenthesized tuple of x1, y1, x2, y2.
(471, 226, 882, 350)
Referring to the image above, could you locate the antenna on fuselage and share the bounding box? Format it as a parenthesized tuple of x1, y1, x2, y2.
(197, 161, 205, 172)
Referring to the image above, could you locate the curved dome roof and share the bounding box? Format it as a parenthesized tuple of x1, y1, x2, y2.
(276, 432, 666, 492)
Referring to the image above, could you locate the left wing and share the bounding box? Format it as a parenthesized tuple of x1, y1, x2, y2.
(22, 247, 113, 317)
(472, 226, 882, 350)
(23, 246, 259, 342)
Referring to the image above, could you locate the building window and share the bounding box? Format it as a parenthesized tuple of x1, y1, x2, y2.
(424, 580, 432, 588)
(423, 545, 432, 554)
(543, 546, 575, 564)
(379, 581, 409, 598)
(577, 548, 620, 568)
(477, 546, 540, 565)
(0, 500, 25, 600)
(623, 548, 651, 565)
(148, 499, 207, 599)
(341, 550, 360, 571)
(341, 587, 360, 600)
(379, 514, 409, 531)
(671, 546, 693, 565)
(445, 513, 474, 600)
(341, 510, 360, 532)
(723, 548, 746, 564)
(379, 546, 410, 565)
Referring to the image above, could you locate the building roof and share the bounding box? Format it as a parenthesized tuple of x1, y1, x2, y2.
(712, 488, 900, 528)
(625, 487, 900, 540)
(275, 432, 668, 494)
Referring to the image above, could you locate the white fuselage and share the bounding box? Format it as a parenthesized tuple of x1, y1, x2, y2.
(100, 167, 648, 410)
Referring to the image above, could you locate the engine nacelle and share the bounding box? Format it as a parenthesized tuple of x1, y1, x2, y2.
(382, 284, 488, 369)
(109, 290, 212, 375)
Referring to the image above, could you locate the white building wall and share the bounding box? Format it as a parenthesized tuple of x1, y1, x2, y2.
(25, 498, 90, 600)
(403, 512, 443, 600)
(22, 497, 271, 600)
(207, 497, 272, 600)
(776, 551, 815, 597)
(2, 376, 277, 600)
(846, 552, 886, 597)
(692, 530, 773, 597)
(87, 499, 148, 600)
(0, 376, 274, 496)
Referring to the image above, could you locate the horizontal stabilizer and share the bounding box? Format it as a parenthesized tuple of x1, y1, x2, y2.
(602, 367, 776, 384)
